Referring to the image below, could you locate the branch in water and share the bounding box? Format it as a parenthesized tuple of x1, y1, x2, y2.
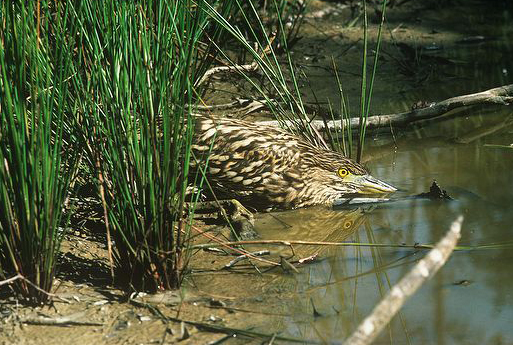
(342, 216, 463, 345)
(258, 84, 513, 130)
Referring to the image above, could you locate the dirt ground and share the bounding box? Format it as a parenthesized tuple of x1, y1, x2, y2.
(1, 0, 508, 343)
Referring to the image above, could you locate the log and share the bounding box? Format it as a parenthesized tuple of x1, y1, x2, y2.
(257, 84, 513, 130)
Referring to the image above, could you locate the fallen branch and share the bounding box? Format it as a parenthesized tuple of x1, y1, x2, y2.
(192, 238, 509, 251)
(342, 216, 463, 345)
(197, 62, 258, 87)
(193, 239, 438, 250)
(257, 84, 513, 130)
(21, 311, 103, 326)
(191, 225, 279, 266)
(197, 35, 275, 87)
(0, 274, 23, 287)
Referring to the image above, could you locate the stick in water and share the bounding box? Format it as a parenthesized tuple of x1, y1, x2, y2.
(343, 215, 463, 345)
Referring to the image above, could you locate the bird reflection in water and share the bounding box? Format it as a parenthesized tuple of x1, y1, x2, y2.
(255, 206, 371, 258)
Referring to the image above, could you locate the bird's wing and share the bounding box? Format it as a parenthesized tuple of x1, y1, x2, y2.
(193, 117, 304, 194)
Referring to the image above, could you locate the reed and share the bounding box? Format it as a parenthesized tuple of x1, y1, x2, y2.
(69, 0, 236, 291)
(0, 1, 79, 303)
(356, 0, 388, 162)
(205, 0, 388, 159)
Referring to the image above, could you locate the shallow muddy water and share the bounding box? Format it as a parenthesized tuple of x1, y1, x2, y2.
(253, 107, 513, 344)
(2, 2, 512, 345)
(241, 1, 513, 343)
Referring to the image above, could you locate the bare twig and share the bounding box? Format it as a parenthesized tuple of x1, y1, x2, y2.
(192, 239, 437, 250)
(0, 274, 23, 287)
(0, 274, 71, 303)
(197, 62, 259, 87)
(196, 34, 275, 88)
(342, 216, 463, 345)
(191, 225, 279, 267)
(224, 250, 271, 269)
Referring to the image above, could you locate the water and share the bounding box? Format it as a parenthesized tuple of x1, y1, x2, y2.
(191, 1, 513, 343)
(251, 1, 513, 342)
(251, 107, 513, 344)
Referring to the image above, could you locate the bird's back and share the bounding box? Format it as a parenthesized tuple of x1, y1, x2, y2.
(192, 116, 316, 209)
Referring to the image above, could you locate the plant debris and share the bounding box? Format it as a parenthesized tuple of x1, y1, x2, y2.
(415, 180, 453, 200)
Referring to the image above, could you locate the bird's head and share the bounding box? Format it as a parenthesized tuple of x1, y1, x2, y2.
(299, 148, 396, 206)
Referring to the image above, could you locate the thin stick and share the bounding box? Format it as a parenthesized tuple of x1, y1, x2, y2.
(197, 32, 275, 90)
(197, 62, 259, 87)
(0, 274, 23, 287)
(192, 239, 436, 250)
(342, 216, 463, 345)
(192, 225, 279, 266)
(0, 274, 71, 303)
(192, 238, 509, 251)
(21, 311, 103, 326)
(225, 250, 271, 268)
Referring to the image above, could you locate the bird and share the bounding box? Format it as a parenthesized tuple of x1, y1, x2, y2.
(192, 115, 396, 211)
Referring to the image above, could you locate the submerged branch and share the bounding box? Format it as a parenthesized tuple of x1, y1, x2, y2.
(257, 84, 513, 130)
(191, 225, 279, 266)
(342, 216, 463, 345)
(192, 237, 508, 251)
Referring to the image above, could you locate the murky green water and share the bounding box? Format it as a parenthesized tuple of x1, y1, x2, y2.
(188, 1, 513, 343)
(249, 2, 513, 343)
(255, 107, 513, 344)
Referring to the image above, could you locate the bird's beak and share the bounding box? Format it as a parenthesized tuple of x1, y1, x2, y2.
(353, 174, 397, 194)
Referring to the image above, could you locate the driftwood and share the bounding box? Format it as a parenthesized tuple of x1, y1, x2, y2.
(342, 216, 463, 345)
(21, 312, 103, 326)
(257, 84, 513, 130)
(197, 62, 258, 87)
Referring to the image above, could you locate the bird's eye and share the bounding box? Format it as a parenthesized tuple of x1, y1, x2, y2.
(337, 168, 349, 178)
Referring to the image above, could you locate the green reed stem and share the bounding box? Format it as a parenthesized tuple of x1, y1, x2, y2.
(69, 0, 236, 292)
(0, 1, 79, 303)
(357, 0, 388, 162)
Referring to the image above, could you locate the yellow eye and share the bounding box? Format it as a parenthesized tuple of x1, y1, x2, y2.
(337, 168, 349, 178)
(343, 220, 353, 229)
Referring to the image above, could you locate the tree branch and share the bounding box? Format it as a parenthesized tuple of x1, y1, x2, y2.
(258, 84, 513, 130)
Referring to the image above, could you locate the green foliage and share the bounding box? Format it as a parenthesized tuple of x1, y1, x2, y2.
(0, 0, 238, 299)
(205, 0, 388, 160)
(357, 0, 388, 162)
(204, 0, 318, 140)
(69, 0, 235, 291)
(0, 1, 79, 303)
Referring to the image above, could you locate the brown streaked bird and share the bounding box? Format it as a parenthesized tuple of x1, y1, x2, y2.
(192, 115, 396, 210)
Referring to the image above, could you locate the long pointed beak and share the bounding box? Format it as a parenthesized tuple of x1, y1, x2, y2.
(353, 174, 397, 194)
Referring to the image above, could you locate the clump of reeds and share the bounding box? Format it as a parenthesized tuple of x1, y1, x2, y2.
(0, 1, 79, 303)
(0, 0, 239, 300)
(69, 0, 236, 292)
